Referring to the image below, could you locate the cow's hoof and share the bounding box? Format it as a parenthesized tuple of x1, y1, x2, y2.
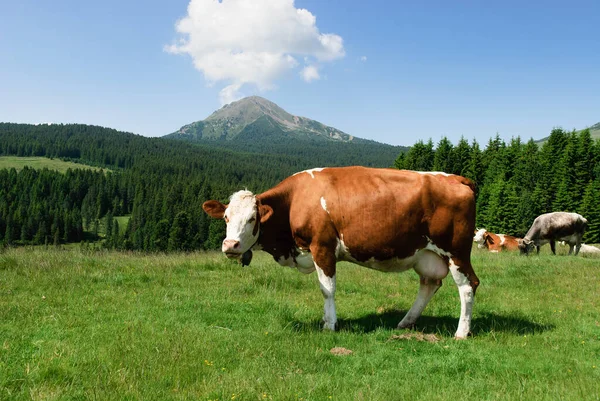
(397, 321, 415, 330)
(322, 321, 337, 331)
(454, 331, 472, 340)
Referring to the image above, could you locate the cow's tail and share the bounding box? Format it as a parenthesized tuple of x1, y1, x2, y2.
(458, 176, 476, 193)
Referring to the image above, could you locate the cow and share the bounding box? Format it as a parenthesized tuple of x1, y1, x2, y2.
(559, 241, 600, 255)
(202, 167, 480, 339)
(473, 229, 521, 252)
(518, 212, 588, 255)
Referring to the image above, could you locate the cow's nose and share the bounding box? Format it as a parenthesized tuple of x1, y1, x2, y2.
(223, 239, 241, 252)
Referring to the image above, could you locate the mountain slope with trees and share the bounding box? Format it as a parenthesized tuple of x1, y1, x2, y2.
(164, 96, 405, 167)
(2, 122, 600, 251)
(0, 122, 402, 250)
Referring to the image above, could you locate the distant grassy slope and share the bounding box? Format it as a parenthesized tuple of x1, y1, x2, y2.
(0, 156, 107, 173)
(536, 122, 600, 145)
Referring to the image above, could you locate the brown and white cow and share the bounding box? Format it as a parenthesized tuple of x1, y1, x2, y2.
(473, 229, 521, 252)
(203, 167, 480, 339)
(518, 212, 588, 255)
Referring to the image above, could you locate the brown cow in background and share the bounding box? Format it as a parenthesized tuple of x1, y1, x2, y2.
(473, 229, 520, 252)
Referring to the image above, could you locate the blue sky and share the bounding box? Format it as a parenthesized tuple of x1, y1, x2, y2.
(1, 0, 598, 146)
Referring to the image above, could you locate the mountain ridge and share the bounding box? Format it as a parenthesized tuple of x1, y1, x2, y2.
(166, 96, 366, 143)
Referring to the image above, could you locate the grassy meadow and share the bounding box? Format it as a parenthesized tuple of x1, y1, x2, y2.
(0, 157, 106, 173)
(1, 246, 599, 400)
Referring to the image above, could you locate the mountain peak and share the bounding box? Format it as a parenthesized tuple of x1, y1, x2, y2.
(169, 96, 358, 143)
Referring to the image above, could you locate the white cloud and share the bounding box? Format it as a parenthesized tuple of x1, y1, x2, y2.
(360, 55, 367, 62)
(166, 0, 344, 104)
(300, 65, 320, 82)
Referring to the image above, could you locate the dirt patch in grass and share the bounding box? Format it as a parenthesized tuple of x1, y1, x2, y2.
(388, 332, 441, 343)
(330, 347, 353, 356)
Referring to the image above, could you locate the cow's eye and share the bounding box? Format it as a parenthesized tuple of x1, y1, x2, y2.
(224, 216, 229, 223)
(248, 217, 256, 223)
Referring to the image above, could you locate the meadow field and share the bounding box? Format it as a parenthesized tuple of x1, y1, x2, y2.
(0, 157, 106, 173)
(1, 246, 599, 400)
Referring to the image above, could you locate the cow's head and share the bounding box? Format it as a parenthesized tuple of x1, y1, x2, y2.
(473, 229, 488, 249)
(202, 190, 273, 261)
(518, 238, 534, 255)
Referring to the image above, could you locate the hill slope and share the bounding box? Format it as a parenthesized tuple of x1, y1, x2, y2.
(168, 96, 361, 143)
(536, 122, 600, 145)
(164, 96, 405, 167)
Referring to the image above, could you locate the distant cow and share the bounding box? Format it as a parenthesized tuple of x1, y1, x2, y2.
(473, 229, 520, 252)
(559, 241, 600, 255)
(203, 167, 480, 339)
(518, 212, 588, 255)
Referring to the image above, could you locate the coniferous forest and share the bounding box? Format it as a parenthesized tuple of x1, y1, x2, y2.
(1, 122, 599, 250)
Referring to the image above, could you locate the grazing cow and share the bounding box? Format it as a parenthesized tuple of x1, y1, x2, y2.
(473, 229, 520, 252)
(203, 167, 480, 339)
(518, 212, 588, 255)
(559, 241, 600, 255)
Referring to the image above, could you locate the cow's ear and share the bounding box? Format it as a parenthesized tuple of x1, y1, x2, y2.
(203, 200, 227, 219)
(485, 233, 494, 244)
(259, 204, 273, 224)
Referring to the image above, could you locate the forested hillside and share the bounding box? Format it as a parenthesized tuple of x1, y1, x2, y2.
(0, 122, 401, 251)
(395, 129, 600, 242)
(165, 96, 405, 167)
(1, 123, 599, 250)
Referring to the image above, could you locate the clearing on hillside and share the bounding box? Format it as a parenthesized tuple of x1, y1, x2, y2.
(0, 156, 107, 173)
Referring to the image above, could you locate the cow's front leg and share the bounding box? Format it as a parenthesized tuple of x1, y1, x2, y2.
(316, 264, 337, 330)
(311, 244, 337, 331)
(550, 240, 556, 255)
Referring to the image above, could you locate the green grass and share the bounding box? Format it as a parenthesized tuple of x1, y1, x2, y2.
(1, 247, 599, 400)
(0, 157, 107, 173)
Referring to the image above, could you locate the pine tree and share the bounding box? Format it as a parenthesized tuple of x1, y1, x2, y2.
(464, 140, 484, 188)
(580, 180, 600, 243)
(433, 137, 453, 173)
(168, 211, 192, 252)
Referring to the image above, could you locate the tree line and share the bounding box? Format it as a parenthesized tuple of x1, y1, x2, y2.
(394, 128, 600, 242)
(1, 123, 599, 250)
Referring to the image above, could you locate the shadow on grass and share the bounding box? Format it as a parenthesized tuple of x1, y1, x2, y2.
(290, 311, 554, 337)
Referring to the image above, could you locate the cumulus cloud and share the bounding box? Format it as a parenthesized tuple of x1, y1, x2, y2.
(300, 65, 320, 82)
(166, 0, 344, 104)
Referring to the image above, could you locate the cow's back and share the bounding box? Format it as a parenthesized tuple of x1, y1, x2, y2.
(527, 212, 588, 241)
(281, 167, 475, 262)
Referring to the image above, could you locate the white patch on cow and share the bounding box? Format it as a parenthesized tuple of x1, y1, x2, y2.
(335, 236, 351, 260)
(276, 248, 316, 274)
(293, 167, 325, 178)
(316, 264, 337, 331)
(414, 171, 451, 176)
(473, 229, 487, 248)
(497, 234, 506, 246)
(320, 197, 329, 214)
(424, 237, 453, 258)
(277, 255, 296, 268)
(223, 190, 259, 254)
(448, 259, 474, 339)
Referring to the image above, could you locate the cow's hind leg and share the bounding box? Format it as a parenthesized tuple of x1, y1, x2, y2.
(449, 257, 479, 339)
(574, 237, 582, 255)
(398, 251, 447, 330)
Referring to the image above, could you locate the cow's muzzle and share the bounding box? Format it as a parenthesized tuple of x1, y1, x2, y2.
(223, 239, 242, 258)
